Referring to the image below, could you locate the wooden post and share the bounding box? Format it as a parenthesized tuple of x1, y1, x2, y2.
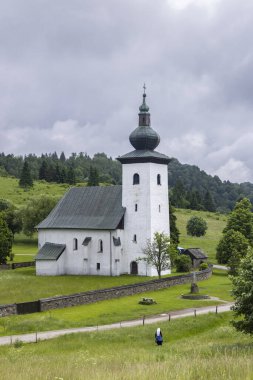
(216, 306, 218, 314)
(143, 315, 145, 326)
(194, 309, 197, 317)
(169, 314, 171, 322)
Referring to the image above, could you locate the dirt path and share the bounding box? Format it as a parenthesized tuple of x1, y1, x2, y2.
(0, 303, 234, 346)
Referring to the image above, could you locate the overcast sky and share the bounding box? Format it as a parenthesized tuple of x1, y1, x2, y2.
(1, 0, 253, 183)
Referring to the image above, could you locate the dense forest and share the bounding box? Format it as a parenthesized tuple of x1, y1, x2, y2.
(1, 151, 253, 212)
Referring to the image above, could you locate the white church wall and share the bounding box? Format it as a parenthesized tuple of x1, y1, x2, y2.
(122, 161, 170, 276)
(36, 255, 64, 276)
(38, 228, 124, 276)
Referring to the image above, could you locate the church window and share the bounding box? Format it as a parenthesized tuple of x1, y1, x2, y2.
(157, 174, 161, 185)
(133, 234, 137, 243)
(98, 239, 103, 252)
(133, 173, 140, 185)
(96, 263, 100, 270)
(135, 204, 138, 212)
(73, 238, 78, 251)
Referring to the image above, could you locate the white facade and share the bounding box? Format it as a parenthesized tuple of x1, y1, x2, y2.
(37, 229, 124, 276)
(122, 162, 170, 276)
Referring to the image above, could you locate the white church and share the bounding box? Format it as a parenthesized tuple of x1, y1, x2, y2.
(35, 89, 171, 276)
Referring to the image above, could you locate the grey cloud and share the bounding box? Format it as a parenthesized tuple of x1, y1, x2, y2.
(1, 0, 253, 183)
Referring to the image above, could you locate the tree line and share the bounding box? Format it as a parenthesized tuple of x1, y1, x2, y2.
(2, 152, 253, 211)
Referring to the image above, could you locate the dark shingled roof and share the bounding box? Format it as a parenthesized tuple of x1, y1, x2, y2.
(37, 185, 125, 230)
(117, 150, 170, 165)
(184, 248, 208, 259)
(36, 242, 66, 261)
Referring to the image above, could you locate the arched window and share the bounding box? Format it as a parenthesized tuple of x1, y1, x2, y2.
(73, 238, 78, 251)
(133, 173, 140, 185)
(135, 204, 138, 212)
(159, 204, 161, 213)
(133, 234, 137, 243)
(157, 174, 161, 185)
(98, 239, 103, 252)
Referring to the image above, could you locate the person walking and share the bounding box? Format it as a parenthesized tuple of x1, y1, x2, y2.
(155, 327, 163, 346)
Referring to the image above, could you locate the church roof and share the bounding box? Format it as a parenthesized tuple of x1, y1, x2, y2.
(37, 185, 125, 230)
(117, 149, 170, 164)
(36, 242, 66, 261)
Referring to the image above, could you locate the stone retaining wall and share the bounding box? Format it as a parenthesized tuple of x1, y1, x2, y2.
(0, 304, 17, 317)
(40, 268, 212, 312)
(0, 262, 35, 270)
(0, 268, 212, 317)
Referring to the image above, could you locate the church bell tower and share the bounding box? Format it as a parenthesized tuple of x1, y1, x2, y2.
(117, 87, 170, 276)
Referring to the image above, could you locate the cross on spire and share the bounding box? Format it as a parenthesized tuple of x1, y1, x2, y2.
(143, 83, 146, 94)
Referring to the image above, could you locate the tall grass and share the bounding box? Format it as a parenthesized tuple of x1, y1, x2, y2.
(0, 270, 232, 336)
(0, 313, 252, 380)
(175, 208, 227, 262)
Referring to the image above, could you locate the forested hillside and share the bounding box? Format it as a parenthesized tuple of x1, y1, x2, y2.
(1, 152, 253, 212)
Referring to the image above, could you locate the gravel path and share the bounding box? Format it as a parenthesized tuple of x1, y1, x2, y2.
(0, 303, 234, 346)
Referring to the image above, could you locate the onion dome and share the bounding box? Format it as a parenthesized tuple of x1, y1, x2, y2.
(129, 86, 160, 150)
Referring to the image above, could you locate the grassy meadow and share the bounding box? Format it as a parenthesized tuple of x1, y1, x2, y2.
(175, 208, 227, 262)
(0, 270, 231, 336)
(0, 312, 252, 380)
(0, 176, 69, 207)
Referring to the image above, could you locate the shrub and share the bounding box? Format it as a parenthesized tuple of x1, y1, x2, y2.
(175, 255, 192, 272)
(186, 216, 207, 237)
(199, 262, 208, 271)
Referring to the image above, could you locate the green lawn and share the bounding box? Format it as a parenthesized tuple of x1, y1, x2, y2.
(0, 176, 71, 207)
(0, 270, 232, 336)
(175, 208, 227, 263)
(0, 312, 252, 380)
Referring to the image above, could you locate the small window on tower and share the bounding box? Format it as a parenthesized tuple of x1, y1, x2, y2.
(133, 173, 140, 185)
(73, 238, 78, 251)
(157, 174, 161, 185)
(133, 234, 137, 243)
(98, 239, 103, 253)
(97, 263, 100, 270)
(159, 204, 161, 212)
(135, 204, 138, 212)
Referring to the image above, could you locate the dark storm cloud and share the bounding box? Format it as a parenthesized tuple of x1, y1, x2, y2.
(1, 0, 253, 182)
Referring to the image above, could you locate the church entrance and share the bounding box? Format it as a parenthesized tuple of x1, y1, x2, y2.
(130, 261, 138, 275)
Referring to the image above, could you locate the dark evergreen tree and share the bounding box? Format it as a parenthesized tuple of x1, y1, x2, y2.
(67, 166, 76, 185)
(169, 202, 180, 245)
(60, 152, 66, 162)
(19, 160, 33, 188)
(203, 191, 216, 212)
(170, 180, 188, 208)
(39, 160, 48, 180)
(87, 166, 99, 186)
(55, 164, 61, 183)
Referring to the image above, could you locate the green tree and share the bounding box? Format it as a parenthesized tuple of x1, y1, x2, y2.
(231, 248, 253, 334)
(186, 216, 207, 237)
(203, 191, 216, 212)
(175, 254, 192, 272)
(169, 202, 180, 245)
(0, 215, 13, 264)
(140, 232, 172, 278)
(19, 160, 33, 188)
(67, 166, 76, 185)
(170, 180, 188, 208)
(0, 199, 22, 235)
(216, 229, 248, 274)
(224, 198, 253, 245)
(87, 166, 99, 186)
(21, 196, 58, 237)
